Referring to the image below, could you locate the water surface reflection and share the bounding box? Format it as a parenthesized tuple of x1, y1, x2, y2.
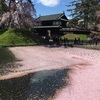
(0, 69, 70, 100)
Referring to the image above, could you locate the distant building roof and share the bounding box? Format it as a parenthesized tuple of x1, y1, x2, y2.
(38, 13, 68, 21)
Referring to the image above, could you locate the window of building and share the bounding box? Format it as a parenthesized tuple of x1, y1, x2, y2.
(53, 21, 62, 25)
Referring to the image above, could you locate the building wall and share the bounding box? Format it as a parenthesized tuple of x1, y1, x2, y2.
(42, 21, 52, 26)
(41, 20, 66, 27)
(37, 28, 62, 37)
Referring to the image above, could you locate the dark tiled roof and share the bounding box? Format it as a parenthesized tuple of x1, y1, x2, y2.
(38, 13, 68, 21)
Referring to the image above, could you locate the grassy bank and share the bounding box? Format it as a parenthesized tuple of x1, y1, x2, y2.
(60, 33, 100, 50)
(0, 28, 42, 47)
(0, 28, 43, 75)
(61, 33, 88, 41)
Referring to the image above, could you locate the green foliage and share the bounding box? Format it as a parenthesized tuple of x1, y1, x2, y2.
(0, 28, 41, 46)
(0, 0, 8, 14)
(67, 18, 78, 28)
(61, 33, 88, 40)
(67, 0, 100, 29)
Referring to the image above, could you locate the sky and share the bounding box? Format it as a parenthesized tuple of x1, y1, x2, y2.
(32, 0, 73, 19)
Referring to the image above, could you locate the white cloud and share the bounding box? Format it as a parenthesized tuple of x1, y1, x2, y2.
(37, 0, 61, 7)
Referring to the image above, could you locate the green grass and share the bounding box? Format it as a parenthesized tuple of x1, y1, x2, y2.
(0, 28, 42, 75)
(0, 28, 41, 46)
(61, 33, 88, 41)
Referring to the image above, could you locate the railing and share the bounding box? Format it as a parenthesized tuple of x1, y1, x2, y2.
(60, 28, 90, 32)
(47, 38, 100, 46)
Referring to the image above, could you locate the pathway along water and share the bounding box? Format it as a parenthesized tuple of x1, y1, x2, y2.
(0, 68, 70, 100)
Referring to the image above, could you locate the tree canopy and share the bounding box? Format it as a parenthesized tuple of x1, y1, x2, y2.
(0, 0, 36, 30)
(67, 0, 100, 30)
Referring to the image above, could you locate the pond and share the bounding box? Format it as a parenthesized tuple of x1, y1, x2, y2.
(0, 69, 70, 100)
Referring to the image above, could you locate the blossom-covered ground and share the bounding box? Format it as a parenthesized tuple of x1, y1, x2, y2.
(0, 46, 100, 100)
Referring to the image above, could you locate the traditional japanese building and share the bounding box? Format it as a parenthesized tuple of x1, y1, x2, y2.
(34, 12, 68, 37)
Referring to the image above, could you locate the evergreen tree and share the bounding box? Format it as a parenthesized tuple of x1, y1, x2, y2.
(67, 0, 100, 30)
(0, 0, 7, 14)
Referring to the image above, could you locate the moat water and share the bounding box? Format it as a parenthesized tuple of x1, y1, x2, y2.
(0, 69, 70, 100)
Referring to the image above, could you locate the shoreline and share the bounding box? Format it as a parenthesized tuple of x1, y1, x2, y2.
(0, 46, 93, 80)
(0, 46, 100, 100)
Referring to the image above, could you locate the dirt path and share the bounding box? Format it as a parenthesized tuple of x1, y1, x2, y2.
(0, 46, 100, 100)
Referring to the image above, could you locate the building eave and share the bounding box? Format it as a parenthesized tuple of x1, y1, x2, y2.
(33, 26, 62, 29)
(60, 18, 68, 21)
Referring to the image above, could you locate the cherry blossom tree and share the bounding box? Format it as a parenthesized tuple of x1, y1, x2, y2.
(0, 0, 36, 30)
